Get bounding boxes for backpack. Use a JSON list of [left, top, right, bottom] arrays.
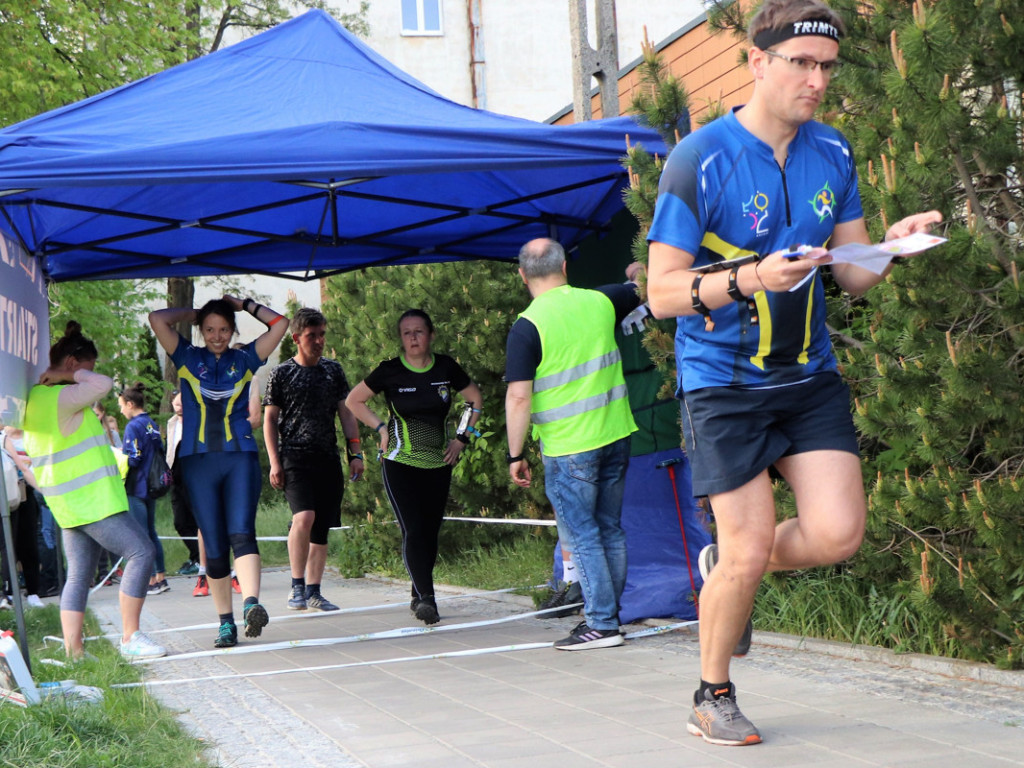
[[145, 447, 172, 500]]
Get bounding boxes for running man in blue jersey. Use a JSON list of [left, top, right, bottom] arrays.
[[647, 0, 941, 746]]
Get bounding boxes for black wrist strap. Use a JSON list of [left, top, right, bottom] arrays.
[[726, 265, 746, 302], [690, 273, 715, 332]]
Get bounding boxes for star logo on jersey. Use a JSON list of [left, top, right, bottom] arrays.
[[226, 363, 240, 380], [742, 191, 770, 236], [809, 181, 835, 223]]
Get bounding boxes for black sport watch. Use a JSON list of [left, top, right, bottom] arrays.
[[505, 452, 524, 464]]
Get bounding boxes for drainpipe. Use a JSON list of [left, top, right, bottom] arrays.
[[468, 0, 486, 109]]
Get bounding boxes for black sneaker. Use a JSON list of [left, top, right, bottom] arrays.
[[686, 683, 762, 746], [177, 560, 199, 576], [538, 581, 584, 619], [214, 621, 238, 648], [553, 621, 624, 651], [414, 596, 440, 625], [698, 543, 753, 657], [243, 602, 269, 638]]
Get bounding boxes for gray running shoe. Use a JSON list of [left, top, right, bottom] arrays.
[[306, 593, 340, 612], [687, 684, 762, 746], [287, 584, 307, 610], [697, 543, 753, 657]]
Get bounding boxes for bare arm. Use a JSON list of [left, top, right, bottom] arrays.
[[504, 379, 533, 488], [337, 401, 365, 480], [263, 404, 284, 490], [148, 307, 191, 356], [222, 295, 290, 362], [345, 381, 389, 455], [443, 380, 484, 466], [647, 240, 823, 319], [247, 379, 262, 429]]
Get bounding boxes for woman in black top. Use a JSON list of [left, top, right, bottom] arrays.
[[347, 309, 482, 624]]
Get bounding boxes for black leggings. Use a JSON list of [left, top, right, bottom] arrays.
[[381, 459, 452, 601], [1, 490, 40, 597]]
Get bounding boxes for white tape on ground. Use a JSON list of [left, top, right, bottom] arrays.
[[113, 641, 555, 689], [88, 584, 545, 640], [136, 602, 585, 664], [442, 517, 557, 526], [112, 619, 698, 689]]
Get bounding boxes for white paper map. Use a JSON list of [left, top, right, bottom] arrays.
[[825, 232, 947, 274]]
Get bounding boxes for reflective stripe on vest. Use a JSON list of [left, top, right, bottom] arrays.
[[519, 285, 636, 457], [22, 384, 128, 528]]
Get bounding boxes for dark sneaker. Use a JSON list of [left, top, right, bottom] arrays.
[[686, 684, 762, 746], [287, 585, 307, 610], [177, 560, 199, 576], [214, 621, 238, 648], [306, 593, 340, 612], [193, 575, 209, 597], [539, 581, 584, 619], [146, 579, 170, 596], [414, 596, 440, 625], [698, 543, 753, 657], [243, 602, 269, 638], [553, 621, 624, 651], [410, 597, 420, 612]]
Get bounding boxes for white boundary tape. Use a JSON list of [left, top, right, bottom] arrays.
[[111, 619, 698, 689], [136, 602, 586, 664], [87, 585, 544, 640]]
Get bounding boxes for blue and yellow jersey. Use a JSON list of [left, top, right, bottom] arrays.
[[170, 334, 264, 456], [648, 108, 863, 391]]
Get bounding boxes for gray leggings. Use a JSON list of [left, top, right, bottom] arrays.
[[60, 511, 154, 613]]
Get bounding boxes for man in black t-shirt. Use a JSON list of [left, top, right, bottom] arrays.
[[263, 308, 364, 612]]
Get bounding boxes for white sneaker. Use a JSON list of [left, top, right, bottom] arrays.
[[26, 594, 45, 608], [0, 596, 10, 610], [119, 630, 167, 660]]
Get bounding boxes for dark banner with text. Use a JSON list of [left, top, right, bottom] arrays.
[[0, 229, 48, 427]]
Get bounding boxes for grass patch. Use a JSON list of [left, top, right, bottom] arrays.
[[0, 607, 212, 768]]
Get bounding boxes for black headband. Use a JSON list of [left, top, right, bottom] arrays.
[[753, 18, 842, 51]]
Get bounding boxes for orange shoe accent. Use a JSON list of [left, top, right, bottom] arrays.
[[193, 575, 209, 597], [231, 576, 242, 594]]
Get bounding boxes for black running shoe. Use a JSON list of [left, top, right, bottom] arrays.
[[414, 596, 440, 625], [243, 602, 269, 638], [538, 581, 584, 619], [553, 621, 624, 651]]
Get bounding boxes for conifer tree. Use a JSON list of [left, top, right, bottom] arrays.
[[710, 0, 1024, 666]]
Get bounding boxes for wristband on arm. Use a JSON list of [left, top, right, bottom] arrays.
[[690, 273, 715, 332]]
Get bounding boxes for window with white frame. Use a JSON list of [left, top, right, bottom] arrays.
[[401, 0, 443, 36]]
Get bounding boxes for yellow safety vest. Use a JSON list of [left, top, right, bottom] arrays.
[[519, 285, 636, 458], [22, 384, 128, 528]]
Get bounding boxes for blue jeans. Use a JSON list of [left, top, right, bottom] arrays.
[[542, 437, 630, 630], [128, 494, 165, 576]]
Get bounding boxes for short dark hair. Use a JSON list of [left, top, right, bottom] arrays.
[[397, 309, 434, 336], [195, 298, 237, 335], [49, 321, 98, 367], [291, 307, 326, 334]]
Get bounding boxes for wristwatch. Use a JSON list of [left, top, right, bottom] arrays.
[[506, 452, 524, 464]]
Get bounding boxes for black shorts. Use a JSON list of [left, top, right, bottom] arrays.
[[681, 372, 859, 497], [282, 452, 343, 530]]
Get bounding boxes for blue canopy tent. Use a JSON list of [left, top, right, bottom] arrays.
[[0, 9, 666, 282]]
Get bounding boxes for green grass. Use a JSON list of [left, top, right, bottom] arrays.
[[0, 607, 212, 768]]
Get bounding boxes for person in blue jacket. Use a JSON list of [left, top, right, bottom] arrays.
[[119, 381, 169, 595]]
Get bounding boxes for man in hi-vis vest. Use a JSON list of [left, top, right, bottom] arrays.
[[505, 238, 639, 651]]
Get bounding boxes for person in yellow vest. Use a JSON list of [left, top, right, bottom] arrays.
[[22, 321, 166, 660], [504, 237, 639, 650]]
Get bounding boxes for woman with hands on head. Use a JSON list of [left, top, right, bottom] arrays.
[[149, 295, 288, 648], [345, 309, 482, 625], [22, 322, 166, 660]]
